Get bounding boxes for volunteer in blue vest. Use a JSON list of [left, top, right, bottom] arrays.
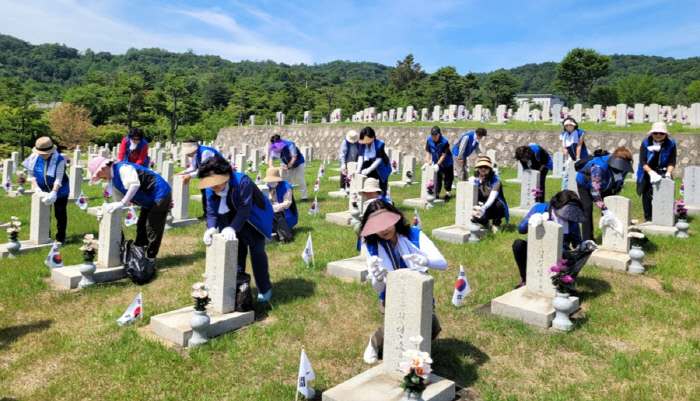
[[637, 122, 677, 222], [24, 137, 70, 243], [512, 190, 588, 289], [470, 155, 509, 230], [88, 156, 172, 263], [117, 127, 149, 167], [576, 147, 634, 241], [199, 156, 274, 302], [356, 127, 391, 196], [339, 129, 360, 190], [177, 139, 224, 216], [424, 126, 454, 201], [264, 167, 297, 243], [453, 127, 486, 181], [514, 144, 553, 203], [359, 200, 445, 364], [268, 134, 308, 201], [561, 118, 588, 161]]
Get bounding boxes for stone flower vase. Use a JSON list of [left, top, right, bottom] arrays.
[[349, 203, 361, 226], [78, 260, 97, 289], [6, 235, 21, 259], [468, 221, 482, 243], [189, 309, 210, 348], [426, 192, 435, 209], [400, 392, 424, 401], [165, 210, 174, 230], [17, 185, 25, 195], [551, 292, 574, 332], [628, 245, 645, 275], [675, 219, 690, 239]]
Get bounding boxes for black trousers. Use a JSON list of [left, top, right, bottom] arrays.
[[436, 165, 454, 196], [475, 198, 506, 227], [50, 195, 68, 243], [536, 167, 549, 203], [135, 193, 172, 259], [512, 239, 528, 282], [577, 183, 596, 242], [200, 189, 208, 216]]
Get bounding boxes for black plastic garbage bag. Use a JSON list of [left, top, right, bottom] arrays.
[[562, 241, 597, 280], [236, 272, 253, 312], [272, 211, 294, 243], [121, 240, 155, 285]]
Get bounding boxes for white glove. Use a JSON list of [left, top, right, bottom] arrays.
[[600, 209, 623, 235], [360, 168, 370, 176], [105, 201, 124, 213], [581, 240, 598, 251], [33, 186, 45, 194], [528, 213, 544, 228], [433, 164, 440, 173], [663, 172, 672, 179], [477, 206, 486, 217], [341, 164, 347, 174], [202, 227, 217, 246], [42, 191, 58, 205], [368, 256, 387, 282], [221, 227, 237, 241], [648, 171, 662, 184], [421, 163, 430, 171], [96, 208, 103, 220], [405, 254, 429, 266]]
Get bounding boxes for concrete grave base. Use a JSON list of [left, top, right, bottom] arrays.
[[169, 218, 199, 228], [0, 240, 54, 258], [7, 191, 26, 198], [191, 195, 202, 201], [150, 306, 254, 347], [388, 180, 418, 187], [686, 205, 700, 215], [403, 198, 445, 209], [507, 207, 533, 218], [327, 255, 367, 282], [326, 211, 353, 226], [432, 225, 471, 244], [490, 286, 580, 329], [327, 190, 348, 199], [51, 264, 126, 289], [588, 249, 631, 271], [323, 365, 455, 401], [505, 178, 521, 184], [329, 176, 340, 182], [547, 175, 562, 180], [87, 206, 101, 216], [638, 222, 679, 237]]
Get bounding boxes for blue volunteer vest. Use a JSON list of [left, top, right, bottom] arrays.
[[359, 139, 391, 182], [34, 154, 70, 198], [366, 227, 422, 300], [112, 162, 171, 208], [270, 181, 297, 229], [561, 129, 589, 160], [207, 173, 273, 239], [576, 155, 625, 192], [279, 140, 305, 168], [196, 145, 224, 167], [427, 136, 454, 167], [123, 138, 150, 168], [452, 132, 479, 158], [478, 175, 509, 224], [529, 144, 553, 170], [636, 138, 676, 182], [341, 139, 360, 163]]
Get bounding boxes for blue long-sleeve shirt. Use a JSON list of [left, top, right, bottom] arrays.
[[518, 203, 583, 250]]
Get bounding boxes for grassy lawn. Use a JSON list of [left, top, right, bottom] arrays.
[[0, 158, 698, 400]]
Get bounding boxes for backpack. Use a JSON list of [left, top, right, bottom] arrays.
[[235, 272, 253, 312], [574, 149, 610, 172]]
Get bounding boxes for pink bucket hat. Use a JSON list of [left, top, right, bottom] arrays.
[[88, 156, 111, 184]]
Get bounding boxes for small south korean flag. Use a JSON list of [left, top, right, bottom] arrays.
[[313, 178, 320, 192], [413, 208, 422, 228], [3, 180, 11, 192], [308, 195, 318, 216], [44, 242, 64, 269], [296, 349, 316, 399], [124, 205, 138, 226], [452, 265, 471, 308], [117, 293, 143, 326], [76, 190, 88, 210], [255, 172, 262, 185], [301, 234, 314, 267]]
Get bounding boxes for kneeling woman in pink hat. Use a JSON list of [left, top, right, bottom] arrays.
[[88, 156, 172, 263], [359, 200, 446, 364]]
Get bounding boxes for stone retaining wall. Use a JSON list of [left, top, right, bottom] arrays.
[[216, 125, 700, 176]]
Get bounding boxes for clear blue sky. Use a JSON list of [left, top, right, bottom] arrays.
[[2, 0, 699, 74]]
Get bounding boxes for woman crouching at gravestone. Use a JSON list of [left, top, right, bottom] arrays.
[[576, 147, 634, 242], [264, 167, 297, 243], [357, 127, 392, 196], [339, 129, 360, 190], [469, 155, 509, 230], [23, 137, 70, 243], [198, 156, 274, 302], [88, 156, 172, 264], [636, 122, 677, 222], [511, 190, 596, 290], [514, 144, 552, 203], [360, 200, 445, 364]]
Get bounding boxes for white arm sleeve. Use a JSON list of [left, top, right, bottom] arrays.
[[483, 189, 499, 210], [418, 232, 447, 271], [364, 158, 382, 173]]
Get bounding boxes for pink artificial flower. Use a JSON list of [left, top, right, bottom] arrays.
[[548, 266, 563, 273], [561, 275, 574, 283]]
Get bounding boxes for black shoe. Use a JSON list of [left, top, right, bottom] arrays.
[[514, 281, 526, 289], [444, 193, 451, 202], [300, 198, 308, 203]]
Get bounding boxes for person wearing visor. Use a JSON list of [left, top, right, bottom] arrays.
[[452, 128, 486, 181], [268, 134, 308, 201], [177, 139, 224, 216], [512, 190, 588, 289], [637, 122, 677, 221], [359, 200, 446, 364], [264, 167, 297, 243], [23, 137, 70, 243], [514, 144, 553, 203], [199, 156, 274, 302], [424, 126, 454, 201], [576, 147, 634, 241], [88, 156, 172, 263], [561, 118, 588, 161], [470, 155, 509, 230], [117, 127, 149, 168], [339, 130, 360, 190], [356, 127, 391, 196]]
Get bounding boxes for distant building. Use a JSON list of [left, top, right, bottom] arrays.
[[32, 101, 62, 109], [515, 94, 565, 109]]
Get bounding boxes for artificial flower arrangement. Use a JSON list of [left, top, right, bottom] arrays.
[[16, 171, 26, 187], [628, 221, 645, 247], [426, 179, 435, 195], [392, 159, 398, 172], [399, 335, 431, 397], [531, 186, 544, 199], [79, 234, 99, 263], [549, 259, 575, 294], [192, 278, 211, 311], [674, 199, 688, 220], [5, 216, 21, 241]]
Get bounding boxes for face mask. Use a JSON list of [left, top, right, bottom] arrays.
[[129, 141, 138, 150], [268, 182, 278, 188]]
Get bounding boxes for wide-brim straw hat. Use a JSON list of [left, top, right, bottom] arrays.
[[553, 204, 587, 223], [358, 134, 375, 145], [346, 130, 359, 144], [360, 209, 402, 237], [197, 173, 229, 190], [181, 142, 198, 158], [647, 121, 669, 136], [32, 137, 56, 155], [359, 178, 382, 194], [88, 156, 111, 184], [263, 167, 283, 183], [474, 155, 493, 169]]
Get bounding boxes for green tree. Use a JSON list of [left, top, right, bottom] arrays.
[[111, 72, 148, 128], [0, 78, 48, 160], [200, 73, 232, 111], [462, 72, 479, 111], [484, 70, 519, 110], [150, 71, 201, 143], [685, 80, 700, 103], [616, 73, 662, 105], [588, 86, 619, 106], [389, 54, 426, 91], [555, 48, 610, 104], [426, 66, 465, 106]]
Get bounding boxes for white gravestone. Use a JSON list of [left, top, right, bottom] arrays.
[[616, 104, 627, 126], [171, 175, 198, 227], [162, 161, 174, 188], [2, 159, 14, 186], [69, 165, 83, 200], [510, 169, 540, 217], [589, 196, 631, 271], [639, 178, 678, 236], [550, 152, 564, 178], [250, 149, 260, 172], [235, 154, 247, 173], [634, 103, 644, 124], [432, 181, 478, 243], [684, 166, 700, 214]]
